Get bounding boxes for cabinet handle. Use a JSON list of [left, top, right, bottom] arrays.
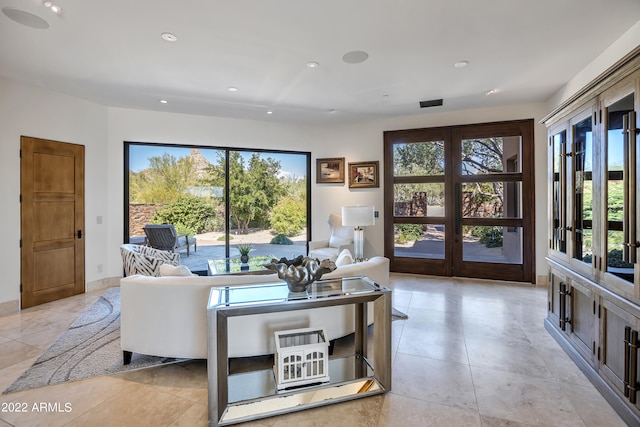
[[625, 326, 631, 398], [559, 282, 570, 331], [631, 330, 639, 404]]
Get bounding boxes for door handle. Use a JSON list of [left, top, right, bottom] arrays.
[[455, 183, 461, 235], [77, 230, 82, 239]]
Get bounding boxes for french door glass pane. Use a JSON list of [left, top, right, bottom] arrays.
[[394, 223, 445, 259], [461, 182, 521, 218], [552, 131, 567, 253], [462, 225, 523, 264], [606, 93, 635, 283], [573, 117, 593, 264], [394, 183, 445, 217], [461, 136, 521, 175], [393, 141, 445, 176]]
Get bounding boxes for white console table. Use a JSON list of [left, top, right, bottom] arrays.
[[207, 276, 392, 426]]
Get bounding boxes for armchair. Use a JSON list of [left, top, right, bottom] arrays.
[[308, 213, 354, 262], [143, 224, 197, 256]]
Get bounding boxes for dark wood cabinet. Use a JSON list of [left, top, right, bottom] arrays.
[[543, 48, 640, 425]]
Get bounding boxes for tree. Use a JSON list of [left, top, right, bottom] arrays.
[[151, 195, 216, 235], [129, 153, 197, 203], [204, 152, 285, 234]]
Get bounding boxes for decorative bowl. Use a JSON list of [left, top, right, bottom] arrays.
[[264, 255, 337, 292]]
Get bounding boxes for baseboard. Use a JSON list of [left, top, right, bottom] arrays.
[[544, 318, 640, 426], [536, 274, 548, 288], [86, 276, 120, 292], [0, 299, 19, 317]]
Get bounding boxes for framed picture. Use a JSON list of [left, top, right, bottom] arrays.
[[316, 157, 345, 183], [348, 161, 379, 188]]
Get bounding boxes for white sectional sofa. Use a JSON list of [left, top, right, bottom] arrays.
[[119, 256, 389, 363]]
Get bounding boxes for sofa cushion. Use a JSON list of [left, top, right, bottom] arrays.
[[159, 264, 193, 277], [308, 246, 340, 262], [335, 249, 354, 266]]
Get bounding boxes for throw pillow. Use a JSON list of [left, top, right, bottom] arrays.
[[121, 249, 165, 277], [329, 235, 352, 249], [335, 249, 354, 266], [139, 245, 180, 265], [159, 264, 193, 277]]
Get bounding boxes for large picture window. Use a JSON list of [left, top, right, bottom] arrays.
[[124, 142, 311, 273]]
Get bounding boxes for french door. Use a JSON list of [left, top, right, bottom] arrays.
[[384, 119, 535, 282]]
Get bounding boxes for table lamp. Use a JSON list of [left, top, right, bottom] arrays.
[[342, 206, 375, 262]]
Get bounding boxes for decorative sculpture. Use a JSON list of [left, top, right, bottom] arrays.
[[264, 255, 337, 292]]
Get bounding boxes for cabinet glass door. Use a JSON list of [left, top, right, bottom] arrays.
[[573, 116, 594, 266], [605, 92, 636, 285], [552, 129, 568, 254]]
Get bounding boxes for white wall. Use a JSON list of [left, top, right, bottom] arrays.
[[549, 20, 640, 108], [106, 103, 549, 281], [0, 77, 108, 311]]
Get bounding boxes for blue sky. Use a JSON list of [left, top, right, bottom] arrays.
[[128, 145, 307, 179]]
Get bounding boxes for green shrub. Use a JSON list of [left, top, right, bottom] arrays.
[[270, 197, 306, 237], [151, 195, 215, 236], [271, 234, 294, 245], [471, 226, 503, 248], [395, 224, 423, 244]]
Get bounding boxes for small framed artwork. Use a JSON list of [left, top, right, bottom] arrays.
[[348, 161, 379, 188], [316, 157, 345, 183]]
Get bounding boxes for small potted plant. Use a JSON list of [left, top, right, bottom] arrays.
[[238, 243, 252, 263]]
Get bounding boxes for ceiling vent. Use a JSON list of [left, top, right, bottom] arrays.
[[419, 99, 443, 108]]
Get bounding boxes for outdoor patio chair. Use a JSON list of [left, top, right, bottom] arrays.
[[143, 224, 197, 256]]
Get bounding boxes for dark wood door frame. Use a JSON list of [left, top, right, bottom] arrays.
[[383, 119, 536, 283]]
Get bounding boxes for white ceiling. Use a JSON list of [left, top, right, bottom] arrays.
[[1, 0, 639, 124]]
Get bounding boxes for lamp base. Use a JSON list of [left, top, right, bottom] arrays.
[[353, 227, 364, 263]]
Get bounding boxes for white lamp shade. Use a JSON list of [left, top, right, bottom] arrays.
[[342, 206, 375, 227]]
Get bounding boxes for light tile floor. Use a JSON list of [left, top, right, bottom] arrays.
[[0, 273, 627, 426]]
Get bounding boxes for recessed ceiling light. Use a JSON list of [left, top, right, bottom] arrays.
[[159, 99, 168, 104], [342, 51, 369, 64], [227, 87, 238, 92], [43, 1, 62, 15], [2, 7, 49, 29], [485, 89, 497, 96], [266, 110, 273, 115], [454, 61, 469, 68], [161, 32, 177, 42], [306, 61, 319, 68]]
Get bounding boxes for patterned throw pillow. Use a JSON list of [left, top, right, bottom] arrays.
[[120, 246, 179, 277], [138, 245, 180, 265]]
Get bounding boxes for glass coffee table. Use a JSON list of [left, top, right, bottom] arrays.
[[207, 256, 275, 276]]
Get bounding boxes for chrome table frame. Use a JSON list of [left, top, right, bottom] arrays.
[[207, 277, 392, 426]]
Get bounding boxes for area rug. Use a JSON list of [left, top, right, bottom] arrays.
[[392, 307, 409, 320], [3, 288, 183, 394]]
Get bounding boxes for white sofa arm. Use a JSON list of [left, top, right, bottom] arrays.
[[322, 256, 390, 287], [309, 239, 330, 250]]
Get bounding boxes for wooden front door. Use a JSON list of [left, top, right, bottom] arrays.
[[20, 136, 85, 308], [384, 119, 535, 283]]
